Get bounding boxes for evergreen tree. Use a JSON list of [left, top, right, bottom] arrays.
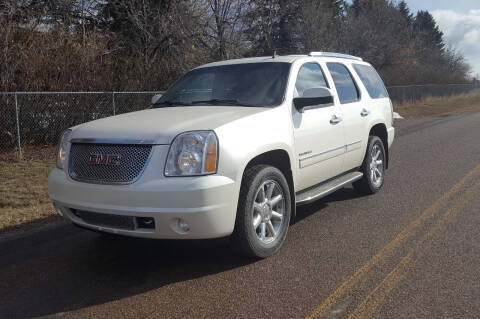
[[275, 0, 300, 54], [242, 0, 282, 56], [398, 0, 413, 24], [244, 0, 345, 55], [350, 0, 377, 17], [414, 10, 445, 52]]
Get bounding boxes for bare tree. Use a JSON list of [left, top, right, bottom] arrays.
[[197, 0, 248, 60], [297, 0, 345, 52], [0, 0, 472, 93], [73, 0, 100, 47]]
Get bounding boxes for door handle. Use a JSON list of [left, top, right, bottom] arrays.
[[360, 109, 370, 117], [330, 115, 342, 125]]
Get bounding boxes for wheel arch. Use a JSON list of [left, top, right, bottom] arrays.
[[242, 149, 296, 217], [369, 123, 389, 169]]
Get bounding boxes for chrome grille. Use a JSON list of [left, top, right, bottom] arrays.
[[68, 143, 152, 184]]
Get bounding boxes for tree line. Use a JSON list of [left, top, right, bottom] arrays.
[[0, 0, 471, 92]]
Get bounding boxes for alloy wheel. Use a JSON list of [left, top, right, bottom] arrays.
[[251, 180, 285, 244], [369, 144, 384, 188]]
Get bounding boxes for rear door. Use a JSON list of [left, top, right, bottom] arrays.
[[326, 62, 368, 171], [293, 62, 345, 191]]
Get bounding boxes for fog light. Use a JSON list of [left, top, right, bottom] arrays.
[[178, 219, 190, 232], [170, 218, 190, 234]]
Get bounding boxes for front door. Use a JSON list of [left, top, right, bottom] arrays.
[[293, 62, 346, 191]]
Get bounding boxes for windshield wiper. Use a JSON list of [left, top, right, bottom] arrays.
[[190, 99, 259, 107], [151, 100, 192, 108]]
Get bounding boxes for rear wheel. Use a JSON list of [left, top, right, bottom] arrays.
[[230, 165, 291, 258], [353, 136, 386, 195]]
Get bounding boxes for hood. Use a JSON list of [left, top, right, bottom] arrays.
[[71, 106, 268, 144]]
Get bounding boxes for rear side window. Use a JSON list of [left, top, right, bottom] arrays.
[[353, 64, 389, 99], [327, 63, 359, 104]]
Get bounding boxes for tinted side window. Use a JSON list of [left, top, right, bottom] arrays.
[[327, 63, 359, 104], [353, 64, 389, 99], [295, 63, 328, 97]]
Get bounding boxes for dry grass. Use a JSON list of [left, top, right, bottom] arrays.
[[0, 157, 60, 234], [394, 90, 480, 118]]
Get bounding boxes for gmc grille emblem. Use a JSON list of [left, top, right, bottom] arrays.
[[88, 154, 121, 166]]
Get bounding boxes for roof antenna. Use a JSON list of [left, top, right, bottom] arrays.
[[272, 50, 277, 59]]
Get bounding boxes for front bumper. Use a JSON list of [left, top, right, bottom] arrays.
[[387, 126, 395, 148], [48, 168, 238, 239]]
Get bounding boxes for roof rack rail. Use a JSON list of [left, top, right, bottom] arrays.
[[308, 52, 363, 61]]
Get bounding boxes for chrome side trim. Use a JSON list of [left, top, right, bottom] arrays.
[[346, 140, 362, 147], [300, 145, 345, 161], [70, 138, 160, 145], [346, 140, 362, 153], [299, 145, 345, 169], [298, 140, 364, 169]]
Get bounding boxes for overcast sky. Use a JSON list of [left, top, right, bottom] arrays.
[[346, 0, 480, 77]]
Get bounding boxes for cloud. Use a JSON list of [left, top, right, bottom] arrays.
[[432, 9, 480, 76]]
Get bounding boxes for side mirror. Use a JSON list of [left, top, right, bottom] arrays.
[[293, 87, 334, 113], [151, 93, 163, 105]]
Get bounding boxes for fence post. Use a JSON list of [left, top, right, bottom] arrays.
[[14, 93, 22, 159], [112, 92, 116, 116]]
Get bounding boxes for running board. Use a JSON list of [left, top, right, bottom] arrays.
[[295, 171, 363, 205]]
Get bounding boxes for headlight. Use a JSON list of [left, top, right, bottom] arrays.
[[165, 131, 218, 176], [56, 129, 72, 169]]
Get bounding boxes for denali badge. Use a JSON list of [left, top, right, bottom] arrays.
[[88, 154, 121, 166]]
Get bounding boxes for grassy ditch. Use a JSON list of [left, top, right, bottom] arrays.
[[0, 147, 59, 234], [394, 89, 480, 118]]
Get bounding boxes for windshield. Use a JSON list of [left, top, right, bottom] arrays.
[[155, 62, 291, 108]]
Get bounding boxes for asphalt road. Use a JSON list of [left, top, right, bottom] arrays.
[[1, 111, 480, 319]]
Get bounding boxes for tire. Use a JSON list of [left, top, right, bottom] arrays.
[[353, 136, 386, 195], [230, 165, 291, 258]]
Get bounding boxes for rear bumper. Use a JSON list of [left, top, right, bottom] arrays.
[[48, 168, 238, 239]]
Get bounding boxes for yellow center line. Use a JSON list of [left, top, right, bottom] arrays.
[[348, 183, 479, 319], [306, 163, 480, 319]]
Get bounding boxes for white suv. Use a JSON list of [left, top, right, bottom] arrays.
[[49, 52, 394, 257]]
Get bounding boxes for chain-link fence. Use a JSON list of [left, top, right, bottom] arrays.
[[1, 84, 479, 157], [0, 92, 162, 158]]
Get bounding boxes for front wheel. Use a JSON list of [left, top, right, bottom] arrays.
[[230, 165, 291, 258], [353, 136, 386, 195]]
